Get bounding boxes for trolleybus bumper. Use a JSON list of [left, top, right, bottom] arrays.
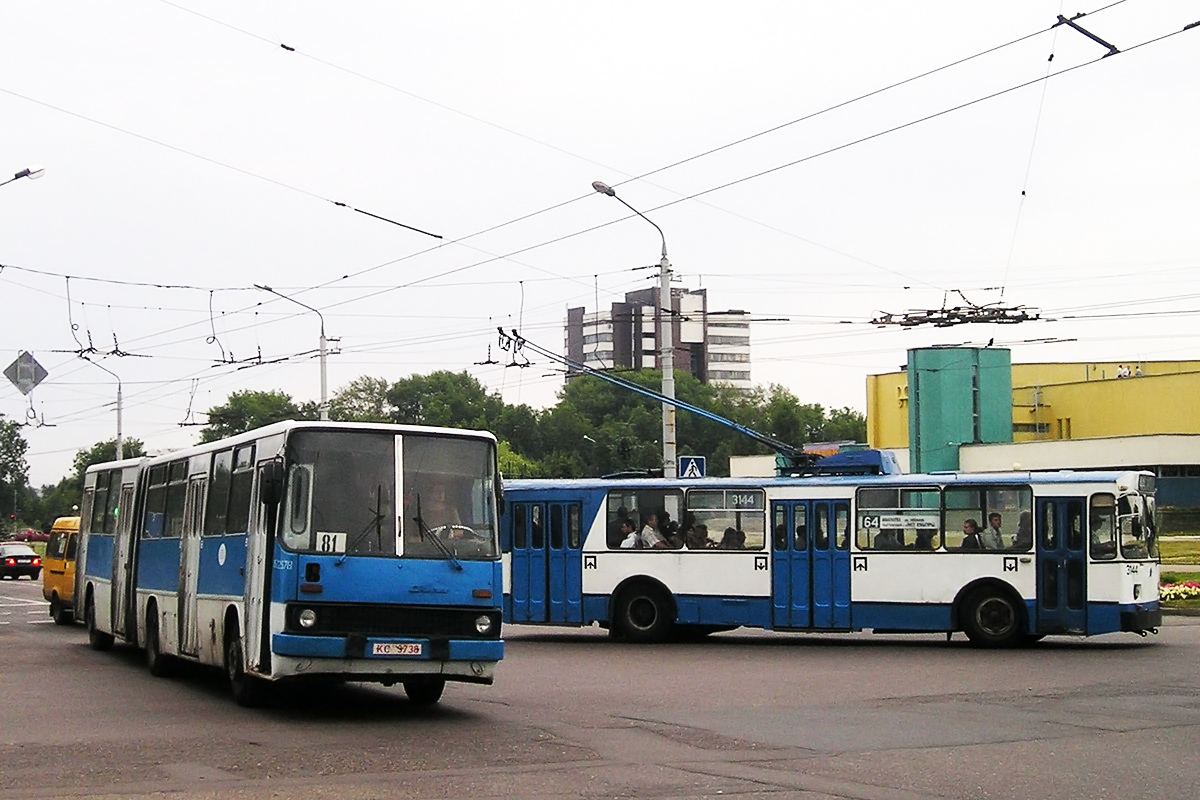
[[1120, 605, 1162, 633]]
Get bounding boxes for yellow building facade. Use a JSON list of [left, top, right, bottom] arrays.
[[868, 360, 1200, 450]]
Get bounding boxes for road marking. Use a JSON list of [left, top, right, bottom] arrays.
[[0, 597, 46, 607]]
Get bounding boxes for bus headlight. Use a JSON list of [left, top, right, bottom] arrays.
[[298, 608, 318, 629], [474, 614, 494, 635]]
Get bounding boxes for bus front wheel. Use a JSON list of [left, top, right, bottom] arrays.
[[615, 585, 673, 643], [403, 677, 446, 706], [225, 628, 267, 707], [86, 595, 114, 651], [961, 588, 1023, 648]]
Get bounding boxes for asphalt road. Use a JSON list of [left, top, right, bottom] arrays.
[[2, 576, 1198, 800]]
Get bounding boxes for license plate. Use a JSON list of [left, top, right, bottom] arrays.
[[371, 642, 422, 657]]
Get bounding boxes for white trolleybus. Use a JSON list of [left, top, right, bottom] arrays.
[[76, 421, 505, 706], [501, 455, 1161, 646]]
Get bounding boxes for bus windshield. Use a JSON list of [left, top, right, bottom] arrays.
[[1118, 491, 1157, 560], [281, 430, 499, 559]]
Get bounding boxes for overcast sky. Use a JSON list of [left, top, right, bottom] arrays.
[[3, 2, 1197, 486]]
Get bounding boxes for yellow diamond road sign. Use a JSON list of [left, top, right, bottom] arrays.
[[4, 351, 48, 396]]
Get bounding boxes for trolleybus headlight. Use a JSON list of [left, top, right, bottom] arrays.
[[298, 608, 318, 629], [474, 614, 494, 635]]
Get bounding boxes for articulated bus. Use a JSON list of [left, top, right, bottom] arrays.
[[76, 421, 504, 706], [501, 465, 1162, 646]]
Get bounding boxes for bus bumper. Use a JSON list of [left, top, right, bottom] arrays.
[[273, 633, 503, 662], [1120, 604, 1162, 633]]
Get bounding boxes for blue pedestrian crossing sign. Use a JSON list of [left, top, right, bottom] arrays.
[[678, 456, 706, 478]]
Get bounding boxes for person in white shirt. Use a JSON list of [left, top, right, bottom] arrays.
[[981, 512, 1005, 550], [639, 513, 669, 549], [618, 519, 640, 549]]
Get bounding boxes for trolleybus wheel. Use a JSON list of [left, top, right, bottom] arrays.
[[615, 584, 673, 643], [403, 676, 446, 706], [225, 627, 267, 707], [962, 587, 1023, 648], [144, 607, 175, 677], [86, 595, 114, 651]]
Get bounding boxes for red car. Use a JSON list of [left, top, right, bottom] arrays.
[[0, 543, 41, 579]]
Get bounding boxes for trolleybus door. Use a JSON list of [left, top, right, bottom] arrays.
[[771, 500, 851, 629], [771, 501, 810, 628], [545, 502, 583, 624], [1035, 497, 1087, 634], [178, 476, 205, 656], [509, 501, 583, 624]]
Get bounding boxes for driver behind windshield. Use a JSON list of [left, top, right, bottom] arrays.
[[424, 478, 463, 528]]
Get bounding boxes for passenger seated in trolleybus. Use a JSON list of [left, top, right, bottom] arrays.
[[716, 528, 746, 550], [960, 519, 983, 550]]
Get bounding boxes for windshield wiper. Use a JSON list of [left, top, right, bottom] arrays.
[[337, 485, 387, 565], [412, 494, 463, 571]]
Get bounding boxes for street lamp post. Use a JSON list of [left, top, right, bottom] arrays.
[[254, 284, 330, 421], [591, 181, 677, 478], [0, 165, 45, 188], [83, 359, 123, 460]]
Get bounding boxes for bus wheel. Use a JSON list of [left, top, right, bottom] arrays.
[[403, 677, 446, 706], [144, 608, 175, 678], [962, 588, 1023, 648], [86, 596, 114, 651], [50, 596, 73, 626], [225, 628, 266, 708], [615, 585, 673, 643]]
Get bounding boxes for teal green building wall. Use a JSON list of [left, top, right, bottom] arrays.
[[907, 347, 1013, 472]]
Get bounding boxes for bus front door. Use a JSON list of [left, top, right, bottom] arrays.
[[772, 500, 851, 630], [1035, 497, 1087, 634], [509, 502, 583, 625]]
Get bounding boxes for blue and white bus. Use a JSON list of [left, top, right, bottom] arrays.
[[501, 464, 1161, 646], [76, 421, 504, 706]]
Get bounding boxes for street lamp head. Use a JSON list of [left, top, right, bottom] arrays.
[[19, 166, 45, 180], [591, 180, 616, 197]]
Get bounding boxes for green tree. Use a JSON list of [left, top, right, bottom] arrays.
[[0, 420, 29, 527], [329, 376, 393, 422], [200, 390, 310, 442], [821, 406, 867, 442], [71, 438, 148, 483], [23, 438, 151, 530], [386, 371, 503, 429]]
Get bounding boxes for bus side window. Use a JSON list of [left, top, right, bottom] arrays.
[[814, 506, 829, 551], [772, 505, 788, 550], [568, 504, 582, 549], [530, 505, 544, 549], [513, 505, 527, 549], [549, 504, 564, 549], [1041, 502, 1056, 550], [835, 504, 850, 550]]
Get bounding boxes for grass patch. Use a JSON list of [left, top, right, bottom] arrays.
[[1159, 539, 1200, 564]]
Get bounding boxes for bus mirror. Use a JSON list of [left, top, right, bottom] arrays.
[[259, 460, 285, 507], [495, 473, 505, 514]]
